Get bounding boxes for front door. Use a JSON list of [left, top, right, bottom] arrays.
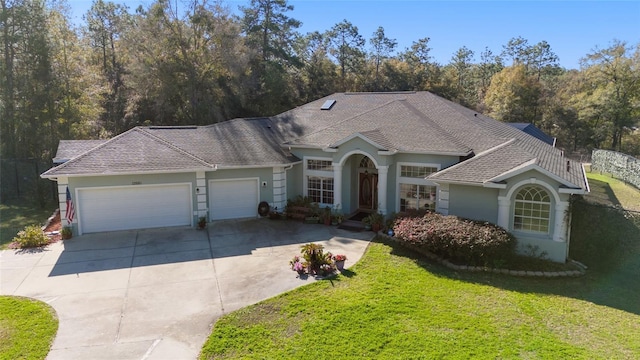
[[359, 172, 378, 210]]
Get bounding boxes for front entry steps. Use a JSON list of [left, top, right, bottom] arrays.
[[338, 219, 365, 232]]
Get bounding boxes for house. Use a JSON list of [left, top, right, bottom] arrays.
[[42, 92, 589, 262]]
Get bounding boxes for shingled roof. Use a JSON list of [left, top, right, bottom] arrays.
[[43, 91, 588, 191], [53, 140, 108, 164], [274, 92, 586, 190]]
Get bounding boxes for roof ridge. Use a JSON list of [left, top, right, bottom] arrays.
[[431, 138, 518, 178], [43, 128, 139, 173], [399, 100, 472, 152], [137, 127, 214, 168], [284, 98, 403, 144]]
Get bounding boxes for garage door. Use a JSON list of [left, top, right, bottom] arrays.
[[77, 183, 192, 234], [209, 179, 259, 220]]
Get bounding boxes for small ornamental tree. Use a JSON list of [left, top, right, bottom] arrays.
[[393, 212, 516, 265]]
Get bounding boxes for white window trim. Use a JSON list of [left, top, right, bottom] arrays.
[[396, 162, 441, 212], [513, 186, 552, 235], [303, 156, 334, 206]]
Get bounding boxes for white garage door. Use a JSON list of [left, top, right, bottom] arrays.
[[77, 183, 192, 234], [209, 179, 259, 220]]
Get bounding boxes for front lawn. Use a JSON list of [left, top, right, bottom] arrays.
[[200, 171, 640, 359], [0, 200, 56, 249], [201, 237, 640, 359], [0, 296, 58, 360]]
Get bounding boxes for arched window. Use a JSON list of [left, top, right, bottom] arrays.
[[359, 156, 375, 169], [514, 186, 551, 233]]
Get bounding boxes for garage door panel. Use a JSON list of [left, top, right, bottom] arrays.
[[209, 179, 258, 220], [78, 184, 191, 234]]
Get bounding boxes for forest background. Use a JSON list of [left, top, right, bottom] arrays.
[[1, 0, 639, 203]]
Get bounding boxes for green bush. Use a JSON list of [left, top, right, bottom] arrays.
[[393, 212, 516, 265], [13, 224, 50, 248]]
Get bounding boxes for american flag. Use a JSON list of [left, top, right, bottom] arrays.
[[66, 187, 75, 224]]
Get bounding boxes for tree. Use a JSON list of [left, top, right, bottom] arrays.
[[484, 64, 541, 124], [326, 19, 365, 91], [125, 0, 248, 125], [369, 26, 396, 90], [84, 0, 131, 135], [476, 47, 503, 102], [447, 46, 475, 107], [240, 0, 301, 114], [295, 31, 338, 101], [576, 41, 639, 150], [398, 37, 433, 90]]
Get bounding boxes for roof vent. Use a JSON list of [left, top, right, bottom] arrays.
[[321, 100, 336, 110], [566, 160, 571, 172]]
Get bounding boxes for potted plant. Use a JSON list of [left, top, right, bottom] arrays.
[[332, 254, 347, 271], [289, 255, 306, 275], [366, 212, 384, 232], [61, 226, 73, 240], [362, 215, 372, 230], [198, 216, 207, 229]]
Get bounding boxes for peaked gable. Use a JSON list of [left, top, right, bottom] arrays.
[[43, 128, 213, 177]]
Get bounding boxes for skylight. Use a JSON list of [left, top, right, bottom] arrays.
[[320, 100, 336, 110]]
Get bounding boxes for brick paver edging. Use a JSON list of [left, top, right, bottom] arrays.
[[378, 232, 586, 278]]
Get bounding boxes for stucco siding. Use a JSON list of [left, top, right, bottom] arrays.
[[286, 163, 303, 200], [393, 153, 459, 170], [514, 235, 568, 263], [448, 184, 499, 223]]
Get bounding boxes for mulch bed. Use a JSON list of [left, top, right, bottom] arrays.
[[7, 209, 61, 249]]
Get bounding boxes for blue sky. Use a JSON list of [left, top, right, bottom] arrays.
[[68, 0, 639, 69]]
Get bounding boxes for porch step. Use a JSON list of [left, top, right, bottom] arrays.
[[338, 219, 366, 232]]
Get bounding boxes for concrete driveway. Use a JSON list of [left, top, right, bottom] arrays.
[[0, 219, 372, 360]]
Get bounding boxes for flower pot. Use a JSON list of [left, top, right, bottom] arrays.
[[324, 217, 331, 225], [372, 223, 381, 232], [335, 260, 345, 271]]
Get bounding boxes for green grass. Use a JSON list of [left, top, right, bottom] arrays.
[[0, 199, 56, 249], [0, 296, 58, 360], [585, 172, 640, 211], [201, 178, 640, 359], [201, 237, 640, 359]]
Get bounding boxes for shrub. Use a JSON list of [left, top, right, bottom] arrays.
[[393, 212, 516, 265], [13, 225, 50, 248], [300, 243, 334, 275]]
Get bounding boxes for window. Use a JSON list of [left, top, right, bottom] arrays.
[[308, 177, 334, 204], [513, 186, 551, 233], [359, 157, 375, 169], [400, 184, 436, 212], [307, 159, 333, 171], [396, 163, 440, 213], [400, 165, 437, 178]]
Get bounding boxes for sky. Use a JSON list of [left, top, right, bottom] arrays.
[[67, 0, 640, 69]]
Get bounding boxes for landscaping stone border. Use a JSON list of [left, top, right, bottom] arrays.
[[378, 232, 586, 278]]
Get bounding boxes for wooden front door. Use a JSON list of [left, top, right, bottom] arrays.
[[359, 172, 378, 210]]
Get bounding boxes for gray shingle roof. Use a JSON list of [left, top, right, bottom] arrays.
[[276, 91, 586, 190], [43, 91, 588, 191], [146, 118, 299, 166], [43, 128, 215, 176], [53, 140, 108, 163]]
